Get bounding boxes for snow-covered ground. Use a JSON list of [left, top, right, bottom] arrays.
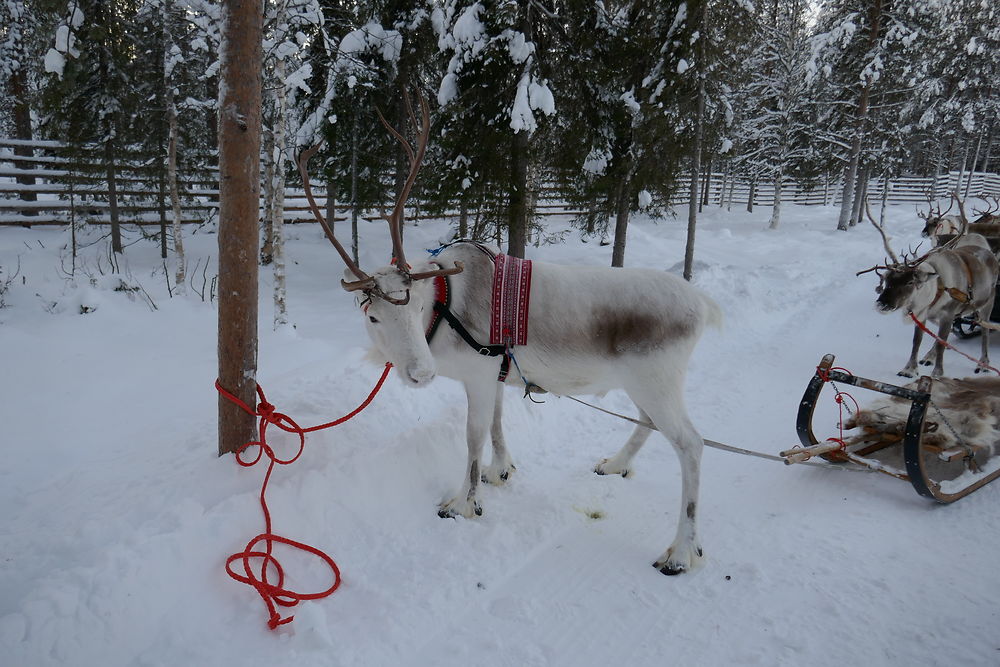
[[2, 203, 998, 666]]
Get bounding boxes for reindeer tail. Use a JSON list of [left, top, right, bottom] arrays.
[[702, 293, 724, 330]]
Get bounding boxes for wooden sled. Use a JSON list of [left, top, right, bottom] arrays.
[[785, 353, 1000, 503]]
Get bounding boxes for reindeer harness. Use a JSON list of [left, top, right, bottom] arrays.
[[425, 242, 534, 383]]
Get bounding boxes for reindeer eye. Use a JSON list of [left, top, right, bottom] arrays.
[[369, 315, 379, 324]]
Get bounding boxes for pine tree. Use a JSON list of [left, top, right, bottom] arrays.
[[542, 1, 703, 266], [433, 0, 558, 258]]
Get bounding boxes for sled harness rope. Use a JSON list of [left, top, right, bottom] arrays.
[[564, 390, 876, 473], [908, 311, 1000, 375], [215, 362, 392, 630], [814, 365, 861, 453]]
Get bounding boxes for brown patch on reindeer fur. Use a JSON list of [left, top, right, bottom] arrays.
[[590, 307, 695, 356]]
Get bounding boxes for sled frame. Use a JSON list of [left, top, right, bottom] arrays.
[[795, 353, 1000, 503]]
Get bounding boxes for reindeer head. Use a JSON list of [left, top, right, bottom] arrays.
[[918, 194, 956, 238], [298, 91, 463, 386], [873, 263, 937, 314], [860, 195, 968, 317]]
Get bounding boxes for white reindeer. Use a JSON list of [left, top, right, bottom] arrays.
[[299, 95, 722, 575]]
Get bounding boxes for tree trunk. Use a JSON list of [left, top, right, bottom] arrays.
[[260, 119, 275, 265], [104, 137, 123, 255], [956, 134, 970, 196], [837, 0, 881, 230], [217, 0, 262, 457], [965, 130, 984, 199], [271, 58, 288, 330], [325, 174, 337, 232], [768, 166, 782, 229], [351, 115, 360, 264], [507, 128, 529, 258], [978, 123, 993, 180], [157, 159, 168, 259], [849, 162, 868, 227], [611, 178, 630, 267], [167, 74, 186, 293], [699, 154, 712, 211], [684, 37, 707, 282], [718, 161, 728, 207], [10, 69, 36, 207], [836, 86, 869, 230], [458, 196, 469, 238]]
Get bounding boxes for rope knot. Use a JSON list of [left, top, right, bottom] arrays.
[[256, 401, 277, 422]]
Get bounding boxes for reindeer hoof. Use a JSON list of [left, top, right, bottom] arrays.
[[919, 360, 932, 366], [594, 458, 631, 478], [482, 463, 516, 485], [898, 369, 916, 378], [438, 499, 482, 519], [657, 562, 686, 576], [654, 544, 702, 576]]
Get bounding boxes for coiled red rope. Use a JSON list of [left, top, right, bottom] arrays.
[[215, 362, 392, 629]]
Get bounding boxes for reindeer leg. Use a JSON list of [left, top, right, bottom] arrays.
[[899, 324, 923, 377], [594, 405, 653, 478], [439, 380, 492, 519], [976, 307, 992, 374], [627, 382, 704, 576], [482, 382, 516, 485], [932, 317, 951, 377]]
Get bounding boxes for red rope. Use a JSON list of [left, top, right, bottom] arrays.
[[815, 365, 858, 452], [908, 312, 1000, 375], [216, 362, 393, 629]]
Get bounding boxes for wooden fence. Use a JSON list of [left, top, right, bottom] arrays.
[[2, 137, 999, 228]]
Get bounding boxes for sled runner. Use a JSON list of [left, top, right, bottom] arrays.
[[786, 353, 1000, 503]]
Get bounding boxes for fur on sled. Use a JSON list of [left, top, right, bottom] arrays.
[[843, 376, 1000, 452]]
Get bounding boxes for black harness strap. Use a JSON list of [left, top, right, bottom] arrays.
[[425, 273, 511, 382]]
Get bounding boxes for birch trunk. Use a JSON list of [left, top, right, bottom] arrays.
[[768, 166, 782, 229], [684, 38, 706, 281], [270, 57, 288, 330], [167, 96, 186, 294]]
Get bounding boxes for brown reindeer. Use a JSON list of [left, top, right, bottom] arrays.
[[861, 196, 999, 377]]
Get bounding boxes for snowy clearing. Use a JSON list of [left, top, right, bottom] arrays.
[[2, 204, 999, 666]]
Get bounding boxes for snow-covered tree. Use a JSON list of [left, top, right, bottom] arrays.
[[433, 0, 557, 258], [733, 0, 812, 229], [544, 0, 702, 266], [808, 0, 932, 230]]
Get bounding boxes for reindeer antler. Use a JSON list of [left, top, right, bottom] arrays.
[[865, 197, 901, 264], [298, 91, 462, 304], [972, 195, 1000, 220], [375, 89, 463, 284], [375, 90, 430, 273], [297, 143, 376, 293]]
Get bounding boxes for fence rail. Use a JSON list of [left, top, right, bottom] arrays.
[[2, 138, 999, 228]]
